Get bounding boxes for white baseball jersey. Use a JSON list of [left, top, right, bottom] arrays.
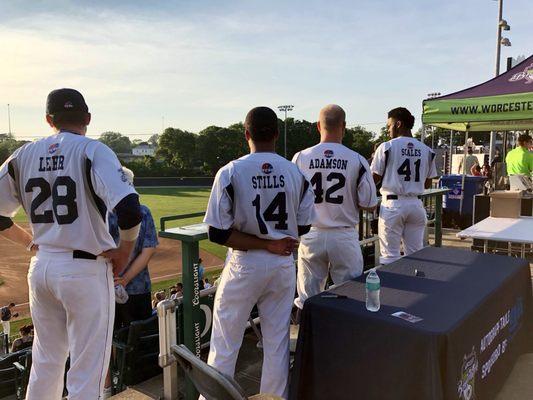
[[370, 136, 437, 197], [292, 143, 377, 228], [204, 152, 315, 240], [0, 131, 136, 255]]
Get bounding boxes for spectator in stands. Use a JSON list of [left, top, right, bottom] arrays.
[[490, 148, 502, 168], [109, 167, 159, 329], [470, 164, 482, 176], [1, 302, 18, 336], [11, 325, 33, 353], [506, 134, 533, 176], [481, 163, 492, 179], [204, 278, 212, 289], [458, 147, 479, 175], [152, 291, 166, 310]]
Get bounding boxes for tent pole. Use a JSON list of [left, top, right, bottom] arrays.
[[489, 131, 497, 164], [459, 129, 469, 215], [449, 130, 454, 173]]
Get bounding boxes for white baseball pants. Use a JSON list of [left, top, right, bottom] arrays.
[[1, 321, 10, 336], [26, 251, 114, 400], [378, 198, 427, 265], [294, 227, 363, 310], [205, 250, 295, 399]]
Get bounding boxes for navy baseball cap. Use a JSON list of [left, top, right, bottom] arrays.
[[46, 88, 89, 114]]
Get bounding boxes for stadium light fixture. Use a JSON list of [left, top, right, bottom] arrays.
[[494, 0, 511, 76], [277, 105, 294, 159]]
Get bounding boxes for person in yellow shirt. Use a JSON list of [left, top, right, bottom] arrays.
[[506, 134, 533, 176]]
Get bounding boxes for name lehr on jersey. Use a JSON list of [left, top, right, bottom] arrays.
[[308, 158, 348, 170], [252, 175, 285, 189], [38, 155, 65, 172]]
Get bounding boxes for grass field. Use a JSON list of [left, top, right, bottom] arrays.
[[14, 186, 226, 259]]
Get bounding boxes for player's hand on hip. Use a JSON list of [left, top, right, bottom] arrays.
[[266, 237, 298, 256], [102, 241, 135, 276]]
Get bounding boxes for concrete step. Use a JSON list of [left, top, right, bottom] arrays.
[[109, 388, 155, 399]]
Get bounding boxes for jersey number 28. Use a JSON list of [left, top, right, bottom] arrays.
[[25, 177, 78, 225]]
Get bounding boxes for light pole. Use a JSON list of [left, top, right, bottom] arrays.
[[7, 104, 11, 135], [494, 0, 511, 77], [491, 0, 511, 164], [426, 93, 441, 149], [277, 105, 294, 159]]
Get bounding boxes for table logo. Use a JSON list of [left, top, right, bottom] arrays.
[[262, 163, 273, 174], [324, 149, 334, 158], [457, 346, 478, 400]]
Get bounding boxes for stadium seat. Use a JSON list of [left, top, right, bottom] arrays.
[[171, 344, 282, 400], [0, 349, 30, 398], [111, 315, 161, 394], [13, 349, 31, 400]]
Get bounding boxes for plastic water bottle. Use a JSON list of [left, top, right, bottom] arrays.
[[366, 268, 380, 312]]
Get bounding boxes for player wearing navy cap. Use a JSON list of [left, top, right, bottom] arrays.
[[370, 107, 437, 264], [203, 107, 315, 398], [0, 88, 142, 399]]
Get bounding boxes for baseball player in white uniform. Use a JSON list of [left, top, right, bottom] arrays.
[[370, 107, 437, 265], [292, 104, 377, 310], [203, 107, 315, 398], [0, 89, 142, 399]]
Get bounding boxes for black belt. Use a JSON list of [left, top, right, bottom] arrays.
[[73, 250, 98, 260], [386, 195, 422, 200]]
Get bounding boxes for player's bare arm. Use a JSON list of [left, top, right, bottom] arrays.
[[101, 193, 142, 275], [0, 218, 37, 251], [114, 247, 156, 287]]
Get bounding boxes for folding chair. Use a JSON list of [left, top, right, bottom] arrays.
[[170, 344, 282, 400]]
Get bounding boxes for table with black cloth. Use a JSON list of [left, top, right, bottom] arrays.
[[289, 247, 533, 400]]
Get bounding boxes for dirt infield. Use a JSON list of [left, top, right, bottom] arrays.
[[0, 226, 224, 317]]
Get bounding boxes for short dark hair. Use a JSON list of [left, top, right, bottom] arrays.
[[244, 107, 279, 142], [19, 325, 32, 335], [50, 111, 89, 128], [177, 282, 183, 289], [388, 107, 415, 130], [9, 302, 15, 307], [518, 134, 532, 146]]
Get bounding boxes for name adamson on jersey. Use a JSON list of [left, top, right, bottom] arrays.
[[308, 158, 348, 170]]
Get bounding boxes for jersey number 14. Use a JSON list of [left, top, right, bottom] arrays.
[[252, 192, 288, 234]]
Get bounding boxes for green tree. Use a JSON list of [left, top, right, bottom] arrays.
[[196, 125, 248, 175], [343, 126, 375, 159], [148, 134, 160, 147], [0, 134, 28, 165], [99, 132, 132, 154], [156, 128, 197, 170]]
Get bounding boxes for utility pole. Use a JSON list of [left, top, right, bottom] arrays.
[[426, 93, 441, 149], [277, 105, 294, 159]]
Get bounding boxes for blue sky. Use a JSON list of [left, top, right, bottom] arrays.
[[1, 0, 531, 139]]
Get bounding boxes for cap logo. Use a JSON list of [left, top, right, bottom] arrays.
[[64, 101, 74, 109], [324, 149, 334, 158], [262, 163, 273, 174], [48, 143, 60, 154]]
